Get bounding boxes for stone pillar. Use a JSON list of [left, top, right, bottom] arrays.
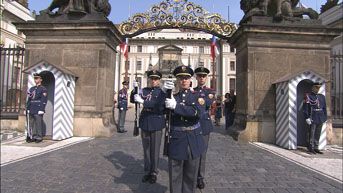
[[229, 17, 339, 143], [15, 21, 122, 137]]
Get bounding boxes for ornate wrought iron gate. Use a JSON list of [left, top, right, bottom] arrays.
[[0, 46, 25, 119]]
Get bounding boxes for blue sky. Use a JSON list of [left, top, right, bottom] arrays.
[[28, 0, 335, 24]]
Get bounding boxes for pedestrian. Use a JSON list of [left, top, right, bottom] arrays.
[[303, 82, 327, 154], [131, 70, 166, 184], [193, 67, 215, 189], [226, 89, 236, 129], [223, 92, 230, 130], [165, 65, 205, 193], [26, 73, 47, 143], [117, 80, 129, 133], [214, 95, 222, 126]]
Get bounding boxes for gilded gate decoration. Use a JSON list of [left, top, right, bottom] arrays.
[[119, 0, 236, 38]]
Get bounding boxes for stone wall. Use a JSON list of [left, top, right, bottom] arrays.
[[230, 17, 340, 144], [15, 21, 122, 137]]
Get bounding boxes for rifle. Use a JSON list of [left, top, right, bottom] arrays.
[[25, 97, 32, 142], [163, 61, 173, 156], [133, 71, 140, 136]]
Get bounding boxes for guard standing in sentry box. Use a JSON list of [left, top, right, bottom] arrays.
[[130, 70, 167, 184], [26, 73, 47, 143], [193, 67, 215, 189], [303, 82, 327, 154], [164, 65, 205, 193]]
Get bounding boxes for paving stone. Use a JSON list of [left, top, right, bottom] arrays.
[[1, 109, 342, 193]]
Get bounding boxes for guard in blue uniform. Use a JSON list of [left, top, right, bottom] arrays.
[[165, 65, 205, 193], [26, 73, 47, 143], [193, 67, 215, 189], [303, 82, 327, 154], [117, 81, 129, 133], [131, 70, 166, 184]]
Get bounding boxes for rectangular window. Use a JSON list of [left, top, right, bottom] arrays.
[[125, 60, 130, 71], [230, 46, 235, 53], [230, 61, 235, 71], [128, 46, 131, 53], [137, 60, 142, 71], [199, 46, 204, 54], [137, 45, 143, 53], [229, 78, 236, 91], [199, 61, 204, 67], [193, 46, 198, 54], [137, 77, 142, 87]]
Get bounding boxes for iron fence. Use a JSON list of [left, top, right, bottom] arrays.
[[331, 52, 343, 126], [0, 46, 25, 119]]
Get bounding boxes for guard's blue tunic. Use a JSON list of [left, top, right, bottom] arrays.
[[168, 89, 205, 160], [134, 87, 166, 132], [303, 92, 327, 124], [118, 88, 128, 110], [27, 85, 47, 115], [194, 86, 215, 135]]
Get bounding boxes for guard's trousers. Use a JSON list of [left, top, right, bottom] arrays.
[[141, 130, 162, 175], [118, 109, 127, 131], [29, 114, 43, 140], [309, 123, 323, 150], [169, 157, 200, 193], [197, 134, 210, 180]]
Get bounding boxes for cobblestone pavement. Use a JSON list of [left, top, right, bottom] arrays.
[[1, 109, 342, 193]]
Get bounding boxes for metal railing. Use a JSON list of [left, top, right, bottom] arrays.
[[0, 46, 25, 119], [331, 52, 343, 126]]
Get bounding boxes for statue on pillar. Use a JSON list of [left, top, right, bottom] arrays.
[[40, 0, 111, 17], [240, 0, 319, 24]]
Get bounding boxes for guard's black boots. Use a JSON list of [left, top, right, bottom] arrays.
[[314, 149, 323, 154], [308, 148, 316, 154], [142, 175, 150, 183], [149, 174, 157, 184], [26, 137, 34, 143], [197, 178, 205, 189]]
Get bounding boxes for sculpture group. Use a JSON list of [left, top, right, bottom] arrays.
[[240, 0, 318, 23], [41, 0, 111, 17]]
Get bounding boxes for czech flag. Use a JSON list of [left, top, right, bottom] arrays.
[[120, 38, 129, 60], [210, 35, 219, 63]]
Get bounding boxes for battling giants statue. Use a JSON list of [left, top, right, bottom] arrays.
[[41, 0, 111, 17], [240, 0, 318, 23]]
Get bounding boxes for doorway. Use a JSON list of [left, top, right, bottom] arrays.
[[40, 71, 55, 139], [296, 79, 313, 146]]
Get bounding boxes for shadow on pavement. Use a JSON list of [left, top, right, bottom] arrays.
[[104, 151, 169, 193]]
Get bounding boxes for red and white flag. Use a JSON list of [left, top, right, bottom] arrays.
[[120, 38, 129, 60], [210, 35, 219, 63]]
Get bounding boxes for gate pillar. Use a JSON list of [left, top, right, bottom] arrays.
[[229, 16, 339, 143], [15, 20, 122, 137]]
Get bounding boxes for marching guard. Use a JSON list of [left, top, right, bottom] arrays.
[[164, 65, 205, 193], [193, 67, 215, 189], [131, 70, 167, 183]]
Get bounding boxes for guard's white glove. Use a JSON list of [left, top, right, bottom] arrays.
[[120, 108, 124, 111], [190, 87, 194, 92], [162, 80, 174, 93], [133, 81, 139, 88], [38, 111, 44, 115], [134, 94, 144, 104], [305, 118, 312, 125], [165, 95, 177, 110]]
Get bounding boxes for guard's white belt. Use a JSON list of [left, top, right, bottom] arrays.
[[173, 122, 200, 131]]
